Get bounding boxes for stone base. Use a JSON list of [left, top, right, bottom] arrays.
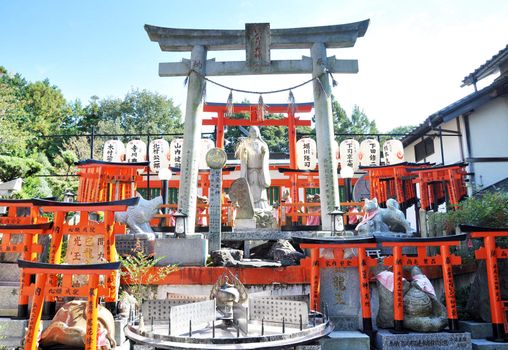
[[0, 262, 21, 282], [320, 331, 370, 350], [234, 218, 257, 230], [375, 330, 472, 350], [472, 338, 508, 349], [459, 320, 493, 339], [0, 284, 20, 317], [154, 237, 208, 266]]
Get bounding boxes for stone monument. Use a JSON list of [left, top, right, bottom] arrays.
[[206, 147, 227, 252]]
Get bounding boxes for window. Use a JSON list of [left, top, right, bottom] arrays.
[[414, 137, 434, 162]]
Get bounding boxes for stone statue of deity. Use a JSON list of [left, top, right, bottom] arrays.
[[235, 126, 271, 211]]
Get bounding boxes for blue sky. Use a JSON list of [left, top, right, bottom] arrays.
[[1, 0, 507, 131]]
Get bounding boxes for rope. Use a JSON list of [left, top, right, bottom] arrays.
[[188, 68, 327, 95]]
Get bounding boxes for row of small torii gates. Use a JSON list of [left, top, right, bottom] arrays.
[[79, 102, 469, 228]]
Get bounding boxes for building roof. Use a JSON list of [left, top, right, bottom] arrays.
[[462, 44, 508, 87], [402, 74, 508, 147]]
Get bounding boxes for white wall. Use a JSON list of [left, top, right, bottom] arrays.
[[404, 118, 464, 165], [467, 96, 508, 188]]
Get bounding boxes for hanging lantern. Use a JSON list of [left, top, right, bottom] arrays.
[[126, 140, 147, 163], [359, 139, 380, 167], [333, 140, 340, 168], [169, 138, 184, 169], [296, 137, 317, 170], [199, 139, 215, 169], [339, 139, 360, 171], [149, 139, 170, 173], [102, 140, 125, 162], [383, 139, 405, 165]]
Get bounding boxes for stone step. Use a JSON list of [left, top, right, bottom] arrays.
[[375, 329, 472, 350], [320, 330, 370, 350], [460, 321, 494, 339], [472, 339, 508, 350]]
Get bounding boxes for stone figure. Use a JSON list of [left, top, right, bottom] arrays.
[[235, 126, 271, 211], [374, 265, 447, 332], [114, 194, 162, 239], [356, 198, 412, 235], [39, 300, 116, 349]]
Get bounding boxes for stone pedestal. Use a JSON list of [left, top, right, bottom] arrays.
[[154, 237, 208, 266], [320, 331, 370, 350], [459, 320, 492, 339], [0, 262, 21, 317], [375, 330, 471, 350], [235, 219, 257, 230]]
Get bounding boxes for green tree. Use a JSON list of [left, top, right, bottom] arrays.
[[385, 125, 417, 140], [332, 97, 378, 143]]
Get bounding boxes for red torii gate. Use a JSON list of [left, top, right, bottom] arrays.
[[203, 101, 313, 212], [203, 102, 313, 165]]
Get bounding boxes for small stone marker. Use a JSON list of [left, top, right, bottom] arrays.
[[206, 148, 227, 252], [229, 178, 255, 219]]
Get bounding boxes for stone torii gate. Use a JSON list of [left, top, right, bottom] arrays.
[[145, 21, 369, 233]]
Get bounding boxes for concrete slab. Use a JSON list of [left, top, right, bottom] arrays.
[[460, 321, 493, 339], [154, 237, 208, 266], [472, 339, 508, 350], [375, 329, 472, 350], [320, 330, 370, 350]]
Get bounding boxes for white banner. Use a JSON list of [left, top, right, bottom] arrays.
[[359, 139, 380, 167], [149, 139, 170, 173], [339, 139, 360, 170], [383, 139, 405, 165], [102, 140, 125, 162], [126, 140, 147, 163], [296, 137, 317, 170], [169, 138, 184, 169]]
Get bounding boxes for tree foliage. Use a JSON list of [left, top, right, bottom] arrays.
[[332, 97, 378, 143], [0, 67, 183, 199]]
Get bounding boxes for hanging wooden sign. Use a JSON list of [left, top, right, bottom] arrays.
[[359, 139, 380, 167], [296, 137, 317, 170]]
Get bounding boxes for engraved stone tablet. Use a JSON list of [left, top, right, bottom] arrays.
[[246, 23, 271, 67], [229, 178, 255, 219], [249, 298, 308, 325]]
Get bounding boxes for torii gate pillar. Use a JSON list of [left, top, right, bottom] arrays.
[[311, 43, 340, 230], [146, 20, 369, 233], [177, 45, 207, 234]]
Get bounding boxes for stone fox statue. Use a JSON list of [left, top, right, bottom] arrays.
[[356, 198, 412, 235], [114, 194, 162, 239]]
